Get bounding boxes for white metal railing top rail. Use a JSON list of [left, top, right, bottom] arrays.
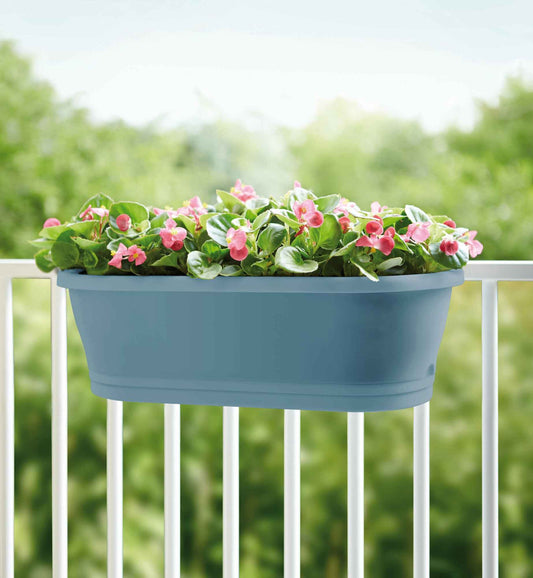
[[1, 259, 532, 578]]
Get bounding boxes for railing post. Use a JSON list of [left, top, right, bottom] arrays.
[[223, 406, 239, 578], [107, 400, 123, 578], [0, 277, 14, 578], [414, 402, 430, 578], [51, 277, 68, 578], [348, 412, 364, 578], [284, 409, 300, 578], [165, 404, 180, 578], [482, 281, 498, 578]]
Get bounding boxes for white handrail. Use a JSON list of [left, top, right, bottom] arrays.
[[1, 257, 533, 281], [465, 260, 533, 281]]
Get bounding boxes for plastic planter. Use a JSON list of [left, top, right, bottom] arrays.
[[58, 269, 463, 412]]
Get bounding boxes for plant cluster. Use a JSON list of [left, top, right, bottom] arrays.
[[32, 180, 482, 280]]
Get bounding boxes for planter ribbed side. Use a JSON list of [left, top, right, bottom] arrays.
[[58, 269, 463, 412]]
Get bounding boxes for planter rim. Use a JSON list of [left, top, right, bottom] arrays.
[[57, 268, 464, 294]]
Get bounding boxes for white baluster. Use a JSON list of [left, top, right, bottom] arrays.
[[165, 404, 180, 578], [414, 402, 430, 578], [482, 280, 498, 578], [348, 412, 364, 578], [107, 400, 123, 578], [0, 277, 14, 578], [51, 278, 68, 577], [284, 409, 300, 578], [223, 406, 239, 578]]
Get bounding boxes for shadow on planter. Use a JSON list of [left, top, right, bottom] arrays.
[[58, 269, 464, 412]]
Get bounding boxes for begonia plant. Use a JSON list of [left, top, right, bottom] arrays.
[[32, 180, 483, 280]]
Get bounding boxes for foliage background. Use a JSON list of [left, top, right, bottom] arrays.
[[2, 40, 533, 576]]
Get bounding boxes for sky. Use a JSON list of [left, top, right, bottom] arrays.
[[2, 0, 532, 132]]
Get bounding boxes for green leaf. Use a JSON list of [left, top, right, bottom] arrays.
[[287, 188, 315, 208], [29, 238, 54, 250], [246, 197, 270, 214], [110, 201, 149, 225], [275, 247, 318, 274], [351, 261, 379, 282], [73, 237, 106, 251], [271, 209, 301, 229], [217, 190, 246, 214], [201, 240, 227, 260], [149, 212, 169, 229], [241, 255, 269, 276], [429, 242, 469, 269], [198, 212, 216, 229], [82, 251, 99, 269], [376, 257, 404, 271], [187, 251, 222, 279], [221, 265, 243, 277], [77, 193, 114, 215], [251, 210, 272, 231], [107, 238, 132, 252], [35, 249, 55, 273], [152, 252, 182, 268], [176, 215, 197, 236], [136, 234, 162, 249], [206, 213, 239, 246], [331, 239, 357, 257], [257, 224, 287, 255], [322, 256, 344, 276], [85, 257, 109, 275], [315, 194, 341, 214], [51, 231, 80, 269], [39, 221, 97, 240], [317, 214, 342, 250], [405, 205, 430, 224]]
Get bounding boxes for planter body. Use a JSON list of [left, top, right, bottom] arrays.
[[58, 269, 463, 412]]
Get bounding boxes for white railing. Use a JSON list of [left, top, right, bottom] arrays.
[[1, 259, 532, 578]]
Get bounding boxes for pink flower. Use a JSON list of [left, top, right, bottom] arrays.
[[226, 227, 249, 261], [126, 245, 147, 266], [464, 230, 483, 258], [116, 214, 131, 232], [159, 218, 187, 251], [231, 179, 258, 202], [175, 196, 208, 229], [43, 217, 61, 228], [108, 243, 128, 269], [366, 217, 384, 236], [335, 198, 359, 217], [80, 205, 109, 221], [153, 207, 180, 219], [356, 227, 396, 256], [292, 199, 324, 228], [439, 238, 459, 256], [444, 220, 456, 228], [371, 201, 388, 214], [404, 222, 431, 243], [339, 216, 351, 234], [293, 180, 302, 189]]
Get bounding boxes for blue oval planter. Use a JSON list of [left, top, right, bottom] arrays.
[[58, 269, 463, 412]]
